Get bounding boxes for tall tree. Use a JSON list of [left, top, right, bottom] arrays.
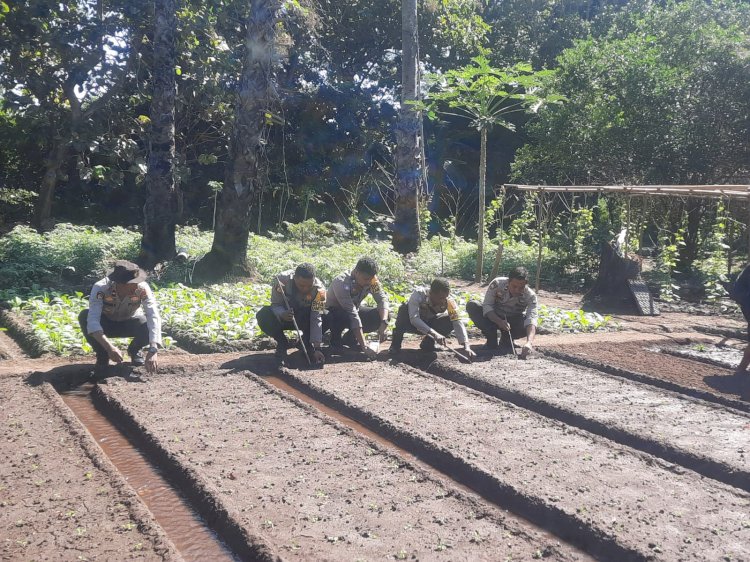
[[140, 0, 179, 267], [418, 57, 563, 282], [193, 0, 284, 281], [0, 0, 133, 230], [392, 0, 424, 254]]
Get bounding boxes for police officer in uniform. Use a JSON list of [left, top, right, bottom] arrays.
[[467, 266, 538, 357], [256, 263, 326, 363], [78, 260, 162, 374], [390, 278, 475, 357], [324, 257, 389, 358]]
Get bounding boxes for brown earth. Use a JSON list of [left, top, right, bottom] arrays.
[[278, 360, 750, 561], [95, 370, 588, 561], [544, 340, 750, 404], [0, 375, 178, 561], [2, 289, 750, 561]]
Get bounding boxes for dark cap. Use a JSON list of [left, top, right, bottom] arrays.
[[108, 260, 148, 284]]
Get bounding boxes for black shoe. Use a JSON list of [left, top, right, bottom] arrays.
[[92, 357, 109, 379], [130, 350, 145, 366], [341, 331, 357, 349], [274, 342, 288, 359], [484, 335, 499, 350], [420, 336, 436, 351], [388, 343, 402, 355]]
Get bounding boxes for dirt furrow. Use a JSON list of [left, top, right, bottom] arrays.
[[394, 352, 750, 492], [543, 343, 750, 412], [96, 370, 588, 561], [278, 361, 750, 561], [0, 375, 178, 561]]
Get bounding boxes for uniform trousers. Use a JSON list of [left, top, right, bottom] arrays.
[[390, 304, 453, 349], [324, 306, 382, 346], [256, 306, 313, 348], [466, 301, 526, 346], [78, 309, 149, 362]]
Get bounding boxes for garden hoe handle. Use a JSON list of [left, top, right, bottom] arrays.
[[503, 314, 518, 362], [427, 333, 471, 363], [276, 277, 312, 366]]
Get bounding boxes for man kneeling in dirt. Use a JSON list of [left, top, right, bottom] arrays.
[[256, 263, 326, 364], [390, 278, 475, 358], [729, 264, 750, 397], [324, 257, 389, 359], [78, 260, 161, 375], [467, 266, 537, 357]]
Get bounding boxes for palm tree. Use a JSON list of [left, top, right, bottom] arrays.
[[417, 57, 563, 282]]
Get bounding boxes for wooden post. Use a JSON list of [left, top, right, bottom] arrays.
[[489, 185, 506, 280], [535, 192, 544, 292], [624, 195, 631, 258]]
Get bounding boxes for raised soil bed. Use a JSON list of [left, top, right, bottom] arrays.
[[544, 341, 750, 407], [95, 370, 587, 561], [395, 351, 750, 492], [0, 375, 177, 561], [278, 360, 750, 561]]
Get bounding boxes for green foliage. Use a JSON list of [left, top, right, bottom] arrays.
[[156, 285, 259, 344], [538, 304, 613, 333], [0, 224, 140, 288], [512, 0, 750, 186]]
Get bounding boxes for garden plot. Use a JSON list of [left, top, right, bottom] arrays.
[[397, 353, 750, 491], [280, 361, 750, 561], [544, 341, 750, 406], [656, 343, 744, 370], [0, 375, 176, 561], [95, 370, 587, 561]]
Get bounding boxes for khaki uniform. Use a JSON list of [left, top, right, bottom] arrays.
[[269, 270, 326, 346]]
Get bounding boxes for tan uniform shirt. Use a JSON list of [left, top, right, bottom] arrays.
[[326, 271, 389, 330], [87, 278, 162, 345], [271, 270, 326, 346], [482, 277, 538, 327], [407, 287, 468, 344]]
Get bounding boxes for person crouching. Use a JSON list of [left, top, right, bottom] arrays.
[[390, 278, 475, 358]]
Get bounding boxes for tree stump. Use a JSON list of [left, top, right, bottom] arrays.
[[583, 242, 646, 313]]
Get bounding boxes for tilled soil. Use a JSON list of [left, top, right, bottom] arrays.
[[0, 375, 177, 561], [95, 370, 588, 561], [279, 360, 750, 561], [397, 353, 750, 492], [545, 341, 750, 403]]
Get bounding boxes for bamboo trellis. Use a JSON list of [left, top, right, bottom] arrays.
[[498, 183, 750, 289]]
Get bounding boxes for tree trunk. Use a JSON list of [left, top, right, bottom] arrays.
[[392, 0, 423, 255], [193, 0, 282, 282], [583, 241, 642, 312], [140, 0, 178, 268], [33, 140, 68, 231], [475, 127, 487, 283], [677, 196, 704, 272]]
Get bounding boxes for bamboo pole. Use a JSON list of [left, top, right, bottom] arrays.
[[535, 192, 544, 293]]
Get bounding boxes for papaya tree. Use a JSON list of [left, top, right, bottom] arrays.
[[416, 56, 564, 282]]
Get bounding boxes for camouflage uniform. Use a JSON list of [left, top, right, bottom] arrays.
[[391, 287, 467, 350], [324, 271, 389, 346], [256, 270, 327, 349]]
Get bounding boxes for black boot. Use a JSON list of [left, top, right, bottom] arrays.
[[274, 335, 290, 359], [484, 330, 499, 350], [419, 336, 436, 351], [389, 330, 404, 354]]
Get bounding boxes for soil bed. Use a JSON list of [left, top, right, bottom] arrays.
[[0, 375, 177, 561], [395, 352, 750, 492], [279, 360, 750, 561], [657, 343, 743, 370], [544, 341, 750, 408], [96, 369, 587, 561]]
